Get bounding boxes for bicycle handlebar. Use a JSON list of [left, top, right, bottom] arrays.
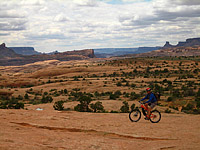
[[139, 101, 142, 104]]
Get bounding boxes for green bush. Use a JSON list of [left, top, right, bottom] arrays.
[[110, 110, 119, 113], [74, 95, 92, 112], [41, 95, 53, 103], [130, 103, 135, 111], [53, 101, 64, 110], [90, 101, 105, 112], [14, 102, 24, 109], [165, 108, 171, 113], [24, 93, 29, 99], [167, 97, 173, 102], [116, 82, 122, 86], [0, 101, 24, 109], [120, 101, 129, 113]]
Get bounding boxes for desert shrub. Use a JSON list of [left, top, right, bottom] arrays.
[[192, 109, 200, 114], [53, 91, 60, 97], [43, 92, 48, 95], [64, 89, 68, 94], [167, 97, 173, 102], [114, 90, 122, 97], [165, 108, 171, 113], [130, 92, 140, 100], [123, 92, 130, 98], [130, 103, 135, 111], [182, 103, 194, 111], [73, 76, 79, 81], [47, 80, 53, 84], [196, 89, 200, 97], [90, 101, 105, 113], [116, 81, 122, 86], [0, 102, 7, 109], [53, 101, 64, 110], [120, 101, 129, 113], [195, 98, 200, 108], [17, 95, 23, 100], [171, 89, 182, 98], [14, 102, 24, 109], [0, 100, 24, 109], [110, 110, 119, 113], [109, 93, 117, 100], [74, 95, 92, 112], [94, 91, 101, 97], [41, 95, 53, 103], [183, 88, 195, 97], [131, 83, 136, 88], [169, 106, 178, 111], [24, 93, 29, 99], [193, 69, 199, 74], [163, 68, 169, 73]]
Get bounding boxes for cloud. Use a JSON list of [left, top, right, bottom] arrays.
[[169, 0, 200, 5], [54, 13, 70, 22], [73, 0, 99, 7], [0, 0, 200, 52], [0, 19, 27, 31], [0, 33, 10, 36]]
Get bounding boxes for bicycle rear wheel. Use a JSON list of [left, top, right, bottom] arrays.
[[129, 109, 141, 122], [150, 110, 161, 123]]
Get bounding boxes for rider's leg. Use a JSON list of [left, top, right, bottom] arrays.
[[147, 107, 152, 118], [145, 103, 150, 118], [144, 103, 149, 118]]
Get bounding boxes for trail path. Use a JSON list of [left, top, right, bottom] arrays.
[[0, 105, 200, 150]]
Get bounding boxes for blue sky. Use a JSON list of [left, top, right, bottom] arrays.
[[105, 0, 152, 4], [0, 0, 200, 53]]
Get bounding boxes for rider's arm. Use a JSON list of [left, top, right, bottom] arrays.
[[140, 94, 148, 101], [145, 93, 154, 103]]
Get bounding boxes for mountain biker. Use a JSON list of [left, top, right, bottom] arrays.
[[139, 88, 157, 120]]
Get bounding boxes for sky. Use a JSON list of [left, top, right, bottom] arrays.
[[0, 0, 200, 53]]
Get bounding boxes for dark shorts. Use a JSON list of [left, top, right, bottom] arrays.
[[148, 102, 157, 109]]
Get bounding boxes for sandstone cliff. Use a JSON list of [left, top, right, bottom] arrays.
[[9, 47, 41, 55], [163, 37, 200, 48], [0, 44, 95, 66], [0, 43, 22, 59]]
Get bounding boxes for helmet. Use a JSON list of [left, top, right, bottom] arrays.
[[146, 88, 151, 92]]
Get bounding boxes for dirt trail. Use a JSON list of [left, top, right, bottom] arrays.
[[11, 122, 175, 141], [0, 106, 200, 150]]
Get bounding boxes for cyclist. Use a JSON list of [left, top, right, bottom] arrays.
[[139, 88, 157, 120]]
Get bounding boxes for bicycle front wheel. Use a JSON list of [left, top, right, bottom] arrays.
[[150, 110, 161, 123], [129, 109, 141, 122]]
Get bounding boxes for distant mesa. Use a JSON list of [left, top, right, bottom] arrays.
[[0, 43, 21, 58], [0, 43, 95, 66], [163, 41, 173, 48], [1, 37, 200, 66], [94, 47, 161, 58], [163, 37, 200, 48], [9, 47, 41, 55]]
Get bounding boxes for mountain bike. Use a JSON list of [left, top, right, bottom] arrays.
[[129, 101, 161, 123]]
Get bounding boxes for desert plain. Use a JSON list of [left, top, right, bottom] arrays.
[[0, 57, 200, 150]]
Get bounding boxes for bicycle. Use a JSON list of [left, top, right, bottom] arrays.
[[129, 101, 161, 123]]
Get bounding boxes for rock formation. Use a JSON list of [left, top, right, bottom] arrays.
[[0, 43, 95, 66], [9, 47, 41, 55], [0, 43, 22, 58], [163, 37, 200, 48]]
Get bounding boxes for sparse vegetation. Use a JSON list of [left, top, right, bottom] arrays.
[[53, 101, 64, 111], [1, 56, 200, 113]]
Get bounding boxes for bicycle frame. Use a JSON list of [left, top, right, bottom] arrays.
[[140, 104, 148, 117], [140, 104, 156, 119], [141, 104, 148, 110], [129, 101, 161, 123]]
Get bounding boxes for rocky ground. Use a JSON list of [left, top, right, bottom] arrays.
[[0, 103, 200, 150]]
